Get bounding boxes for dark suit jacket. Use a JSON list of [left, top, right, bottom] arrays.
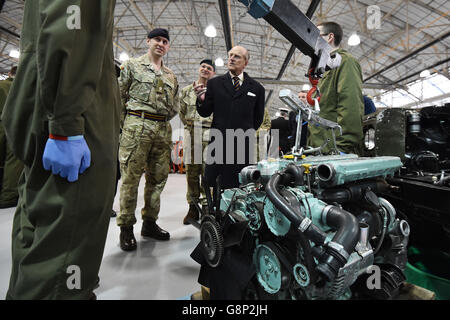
[[271, 116, 291, 154], [197, 72, 265, 189]]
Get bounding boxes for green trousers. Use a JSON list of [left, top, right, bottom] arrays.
[[184, 127, 209, 206], [0, 139, 24, 206], [7, 136, 118, 300], [186, 163, 207, 206], [117, 115, 172, 226]]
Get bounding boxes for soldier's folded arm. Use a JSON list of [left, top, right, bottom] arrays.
[[37, 1, 112, 137]]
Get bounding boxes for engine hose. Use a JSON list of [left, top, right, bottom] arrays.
[[316, 206, 360, 282], [323, 206, 360, 255], [319, 189, 351, 203], [266, 174, 302, 227], [266, 173, 327, 245], [283, 163, 305, 186], [319, 180, 389, 204], [266, 167, 361, 282]]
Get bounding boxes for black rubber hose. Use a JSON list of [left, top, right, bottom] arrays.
[[266, 174, 302, 226], [324, 206, 360, 255], [319, 180, 389, 204], [320, 189, 351, 203], [266, 173, 327, 245], [266, 166, 362, 282], [283, 163, 305, 186], [316, 206, 360, 282]]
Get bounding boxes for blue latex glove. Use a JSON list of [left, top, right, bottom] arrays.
[[42, 135, 91, 182]]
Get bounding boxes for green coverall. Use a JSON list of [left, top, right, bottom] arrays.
[[2, 0, 120, 299], [307, 48, 364, 155], [0, 77, 24, 207]]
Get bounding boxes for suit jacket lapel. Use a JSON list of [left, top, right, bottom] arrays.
[[222, 73, 235, 97], [234, 72, 251, 99]]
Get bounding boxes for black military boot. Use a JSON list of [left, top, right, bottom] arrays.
[[120, 226, 137, 251], [141, 220, 170, 241], [183, 204, 199, 225]]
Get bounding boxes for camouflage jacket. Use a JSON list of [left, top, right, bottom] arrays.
[[118, 54, 179, 124], [179, 82, 213, 129]]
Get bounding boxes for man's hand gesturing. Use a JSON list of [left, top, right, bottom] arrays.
[[194, 83, 207, 101]]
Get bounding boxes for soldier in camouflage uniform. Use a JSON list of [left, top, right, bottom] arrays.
[[117, 28, 179, 251], [179, 59, 215, 225]]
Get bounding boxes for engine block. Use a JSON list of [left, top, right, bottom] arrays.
[[197, 155, 410, 300]]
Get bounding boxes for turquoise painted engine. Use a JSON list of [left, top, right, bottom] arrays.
[[193, 90, 411, 300], [200, 155, 410, 300]]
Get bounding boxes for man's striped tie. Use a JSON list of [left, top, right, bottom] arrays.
[[233, 76, 240, 91]]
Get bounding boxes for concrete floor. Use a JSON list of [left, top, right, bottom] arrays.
[[0, 173, 201, 300]]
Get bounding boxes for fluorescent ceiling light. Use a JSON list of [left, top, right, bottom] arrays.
[[9, 49, 20, 59], [119, 52, 129, 62], [348, 33, 360, 46], [215, 57, 224, 67], [204, 25, 217, 38], [419, 70, 430, 78], [302, 84, 311, 91]]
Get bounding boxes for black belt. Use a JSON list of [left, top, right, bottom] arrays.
[[128, 110, 168, 122]]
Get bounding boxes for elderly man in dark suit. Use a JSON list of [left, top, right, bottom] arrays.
[[192, 45, 265, 300], [195, 46, 265, 189]]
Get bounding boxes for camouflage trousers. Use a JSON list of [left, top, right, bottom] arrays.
[[184, 127, 209, 206], [117, 114, 172, 227], [186, 163, 206, 205]]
